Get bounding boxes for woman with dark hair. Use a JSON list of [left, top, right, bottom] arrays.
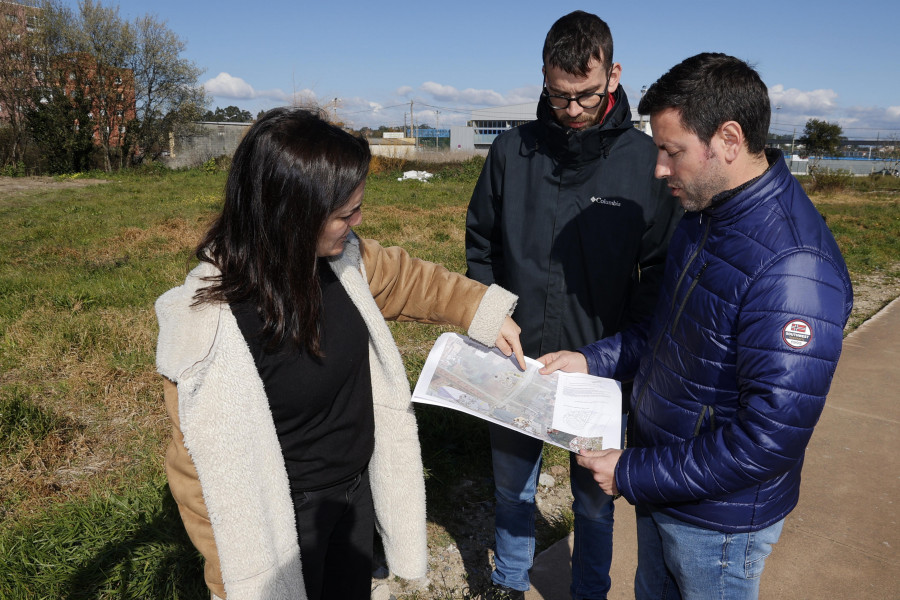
[[155, 108, 523, 600]]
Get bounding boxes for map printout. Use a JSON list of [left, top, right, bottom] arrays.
[[412, 333, 622, 451]]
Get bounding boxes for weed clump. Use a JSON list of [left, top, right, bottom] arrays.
[[369, 153, 408, 176], [807, 166, 853, 194]]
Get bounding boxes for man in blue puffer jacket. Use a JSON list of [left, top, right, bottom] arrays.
[[538, 53, 853, 600]]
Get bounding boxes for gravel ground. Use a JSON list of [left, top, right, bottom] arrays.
[[376, 463, 578, 600]]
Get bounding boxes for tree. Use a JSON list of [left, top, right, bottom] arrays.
[[202, 105, 253, 123], [0, 0, 41, 168], [875, 135, 900, 176], [799, 119, 844, 158], [128, 13, 207, 161], [31, 0, 206, 169], [1, 0, 205, 172], [25, 82, 94, 173], [35, 0, 135, 171]]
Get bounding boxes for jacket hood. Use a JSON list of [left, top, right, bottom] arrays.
[[155, 260, 222, 382], [536, 87, 633, 165]]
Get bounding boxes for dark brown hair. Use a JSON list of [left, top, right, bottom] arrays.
[[193, 107, 371, 355], [542, 10, 614, 77], [638, 53, 771, 154]]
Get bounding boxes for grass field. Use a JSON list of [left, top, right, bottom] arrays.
[[0, 161, 898, 598]]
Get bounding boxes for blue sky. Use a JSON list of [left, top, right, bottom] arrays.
[[96, 0, 898, 138]]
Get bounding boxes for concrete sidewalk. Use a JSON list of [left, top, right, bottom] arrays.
[[526, 297, 900, 599]]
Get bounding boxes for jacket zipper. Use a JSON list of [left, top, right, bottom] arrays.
[[671, 262, 708, 333], [693, 404, 717, 437], [631, 216, 713, 423]]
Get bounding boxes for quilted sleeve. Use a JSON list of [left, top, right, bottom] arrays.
[[578, 318, 652, 381]]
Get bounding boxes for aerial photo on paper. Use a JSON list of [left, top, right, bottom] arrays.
[[412, 334, 622, 451]]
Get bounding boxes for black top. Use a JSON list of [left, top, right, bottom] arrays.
[[232, 259, 374, 491]]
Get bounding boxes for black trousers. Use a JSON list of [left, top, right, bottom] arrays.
[[291, 469, 375, 600]]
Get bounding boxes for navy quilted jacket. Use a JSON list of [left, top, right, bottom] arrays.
[[580, 151, 853, 532]]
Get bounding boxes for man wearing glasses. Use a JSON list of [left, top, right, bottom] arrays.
[[465, 11, 681, 600]]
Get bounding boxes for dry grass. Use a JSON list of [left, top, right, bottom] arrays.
[[1, 303, 167, 519], [0, 181, 217, 525], [88, 216, 208, 262]]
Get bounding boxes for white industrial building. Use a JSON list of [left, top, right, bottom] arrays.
[[450, 102, 648, 152]]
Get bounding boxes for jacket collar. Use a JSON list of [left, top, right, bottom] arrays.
[[536, 87, 633, 165], [703, 149, 789, 225]]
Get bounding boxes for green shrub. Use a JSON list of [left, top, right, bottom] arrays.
[[433, 156, 486, 182], [201, 155, 232, 174], [1, 161, 26, 177], [808, 166, 853, 194]]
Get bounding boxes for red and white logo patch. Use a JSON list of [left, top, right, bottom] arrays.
[[782, 319, 812, 348]]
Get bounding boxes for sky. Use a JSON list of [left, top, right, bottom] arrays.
[[74, 0, 900, 139]]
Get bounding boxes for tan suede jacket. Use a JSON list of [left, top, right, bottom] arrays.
[[156, 234, 517, 599]]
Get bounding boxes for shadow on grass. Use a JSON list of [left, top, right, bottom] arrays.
[[60, 484, 207, 600], [0, 481, 206, 600]]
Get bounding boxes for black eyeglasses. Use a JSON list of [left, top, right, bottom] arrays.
[[542, 87, 607, 110], [541, 72, 611, 110]]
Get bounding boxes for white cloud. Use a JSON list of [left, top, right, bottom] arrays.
[[503, 85, 542, 105], [333, 97, 386, 127], [203, 73, 255, 99], [396, 86, 413, 96], [203, 72, 303, 104], [419, 81, 541, 107], [834, 105, 900, 136], [420, 81, 459, 100], [421, 81, 506, 105], [767, 99, 900, 139], [769, 84, 838, 113]]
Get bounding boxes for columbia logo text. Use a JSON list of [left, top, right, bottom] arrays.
[[591, 196, 621, 207]]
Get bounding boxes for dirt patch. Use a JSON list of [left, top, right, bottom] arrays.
[[0, 175, 109, 196], [846, 268, 900, 329], [378, 465, 576, 599]]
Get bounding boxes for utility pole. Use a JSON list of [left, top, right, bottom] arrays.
[[639, 86, 647, 133], [435, 110, 440, 150], [410, 100, 416, 148], [332, 98, 339, 123]]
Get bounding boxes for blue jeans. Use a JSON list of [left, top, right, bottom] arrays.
[[634, 505, 784, 600], [490, 423, 614, 599]]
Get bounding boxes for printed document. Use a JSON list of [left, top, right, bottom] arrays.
[[412, 333, 622, 451]]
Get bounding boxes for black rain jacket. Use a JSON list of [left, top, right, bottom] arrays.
[[466, 89, 681, 358]]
